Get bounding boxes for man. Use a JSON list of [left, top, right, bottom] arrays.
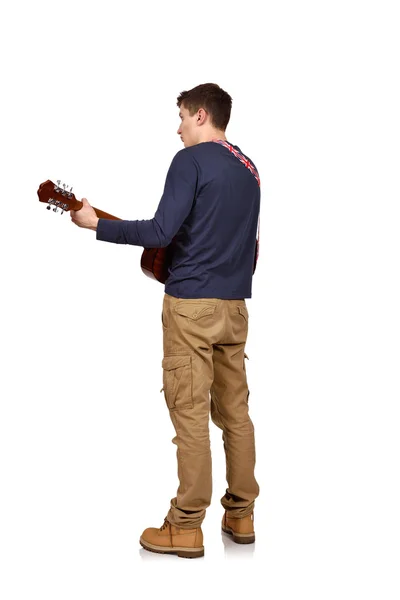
[[71, 83, 260, 559]]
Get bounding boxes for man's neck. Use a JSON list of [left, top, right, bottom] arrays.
[[200, 132, 228, 143]]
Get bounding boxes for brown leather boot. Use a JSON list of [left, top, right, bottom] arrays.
[[140, 517, 204, 558], [222, 511, 255, 544]]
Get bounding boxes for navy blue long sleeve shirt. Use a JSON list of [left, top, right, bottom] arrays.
[[96, 140, 261, 299]]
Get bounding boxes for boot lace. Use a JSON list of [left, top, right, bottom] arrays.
[[159, 517, 169, 531]]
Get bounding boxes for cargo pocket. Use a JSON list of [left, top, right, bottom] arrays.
[[161, 355, 193, 411]]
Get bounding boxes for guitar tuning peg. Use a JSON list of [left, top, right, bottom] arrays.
[[46, 204, 51, 210], [61, 209, 64, 215], [53, 207, 58, 212]]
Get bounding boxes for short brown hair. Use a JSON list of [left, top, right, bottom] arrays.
[[177, 83, 232, 131]]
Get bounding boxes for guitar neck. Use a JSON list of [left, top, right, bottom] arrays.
[[75, 201, 121, 220], [93, 207, 121, 220]]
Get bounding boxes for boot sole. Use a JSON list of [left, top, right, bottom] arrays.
[[222, 525, 255, 544], [139, 537, 204, 558]]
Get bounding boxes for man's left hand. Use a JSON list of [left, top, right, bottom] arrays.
[[70, 197, 99, 231]]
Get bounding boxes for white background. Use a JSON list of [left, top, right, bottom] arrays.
[[1, 0, 399, 598]]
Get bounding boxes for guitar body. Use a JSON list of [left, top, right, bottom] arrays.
[[140, 239, 177, 284], [38, 179, 259, 284]]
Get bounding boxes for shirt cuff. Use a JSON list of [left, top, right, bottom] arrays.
[[96, 218, 124, 243]]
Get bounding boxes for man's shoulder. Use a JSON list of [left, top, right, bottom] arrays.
[[171, 147, 197, 163], [167, 148, 199, 180], [169, 147, 202, 173], [172, 143, 222, 168], [171, 141, 257, 170]]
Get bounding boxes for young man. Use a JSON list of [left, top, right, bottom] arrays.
[[71, 83, 260, 559]]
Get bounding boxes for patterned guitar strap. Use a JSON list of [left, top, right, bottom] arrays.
[[211, 138, 260, 269]]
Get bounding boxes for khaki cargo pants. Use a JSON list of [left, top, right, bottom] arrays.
[[161, 292, 260, 529]]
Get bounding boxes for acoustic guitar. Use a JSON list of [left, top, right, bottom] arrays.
[[38, 179, 258, 284]]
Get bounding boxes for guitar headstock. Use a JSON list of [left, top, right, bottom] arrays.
[[37, 180, 81, 214]]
